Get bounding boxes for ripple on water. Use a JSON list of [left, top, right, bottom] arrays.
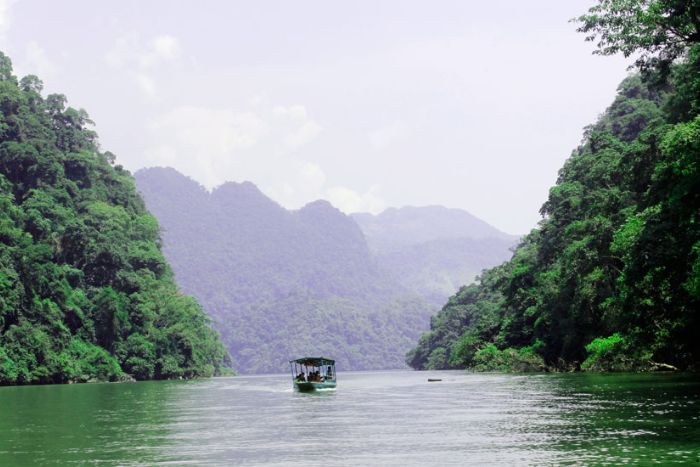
[[0, 371, 698, 465]]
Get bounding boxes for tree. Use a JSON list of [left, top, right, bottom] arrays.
[[576, 0, 700, 75]]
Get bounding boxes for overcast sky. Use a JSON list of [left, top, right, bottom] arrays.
[[1, 1, 630, 234]]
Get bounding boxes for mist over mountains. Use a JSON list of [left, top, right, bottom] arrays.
[[135, 167, 516, 373], [353, 206, 517, 252], [353, 207, 519, 307]]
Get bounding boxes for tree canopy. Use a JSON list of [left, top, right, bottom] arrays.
[[0, 52, 229, 384], [577, 0, 700, 74]]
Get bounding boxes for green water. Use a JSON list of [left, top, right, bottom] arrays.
[[0, 371, 698, 465]]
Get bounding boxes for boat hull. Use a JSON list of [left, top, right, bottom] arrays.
[[294, 380, 336, 392]]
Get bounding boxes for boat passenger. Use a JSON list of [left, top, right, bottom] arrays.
[[296, 372, 306, 382], [327, 366, 333, 379]]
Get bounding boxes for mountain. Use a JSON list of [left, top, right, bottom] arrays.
[[353, 206, 517, 252], [408, 68, 700, 371], [0, 53, 228, 385], [135, 167, 432, 373], [352, 207, 519, 307]]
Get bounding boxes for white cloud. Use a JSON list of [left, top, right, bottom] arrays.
[[261, 162, 384, 215], [0, 0, 16, 41], [11, 41, 57, 83], [150, 35, 180, 62], [134, 72, 156, 97], [151, 106, 266, 152], [142, 103, 322, 189], [140, 101, 380, 217], [369, 121, 407, 150], [105, 33, 181, 97], [25, 41, 55, 76], [145, 106, 267, 184], [299, 162, 326, 192], [273, 105, 322, 149], [326, 185, 385, 214], [285, 119, 322, 148]]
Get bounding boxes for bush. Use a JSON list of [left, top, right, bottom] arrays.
[[471, 342, 546, 372], [59, 338, 125, 382], [449, 333, 479, 367], [581, 333, 639, 371], [425, 347, 448, 370]]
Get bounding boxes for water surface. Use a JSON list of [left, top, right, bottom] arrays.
[[1, 371, 698, 465]]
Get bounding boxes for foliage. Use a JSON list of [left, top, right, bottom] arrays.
[[471, 343, 546, 373], [576, 0, 700, 76], [580, 333, 645, 371], [0, 53, 229, 385], [408, 0, 700, 373]]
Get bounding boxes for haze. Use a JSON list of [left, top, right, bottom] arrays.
[[1, 0, 628, 233]]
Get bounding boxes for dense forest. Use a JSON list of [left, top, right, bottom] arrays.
[[0, 53, 229, 384], [408, 0, 700, 372]]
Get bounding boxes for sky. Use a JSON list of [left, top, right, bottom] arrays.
[[0, 0, 630, 234]]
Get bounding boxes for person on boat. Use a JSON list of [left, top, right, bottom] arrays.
[[326, 366, 333, 379], [296, 372, 306, 382]]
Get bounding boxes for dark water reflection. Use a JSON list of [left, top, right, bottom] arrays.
[[0, 371, 698, 465]]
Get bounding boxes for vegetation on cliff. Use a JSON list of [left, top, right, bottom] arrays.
[[409, 0, 700, 372], [0, 53, 229, 384]]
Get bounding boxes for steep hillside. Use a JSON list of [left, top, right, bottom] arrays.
[[136, 167, 431, 373], [353, 207, 518, 307], [408, 2, 700, 372], [0, 53, 228, 385]]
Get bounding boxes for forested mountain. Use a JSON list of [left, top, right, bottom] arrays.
[[135, 167, 433, 373], [408, 1, 700, 372], [353, 207, 518, 307], [0, 53, 228, 385]]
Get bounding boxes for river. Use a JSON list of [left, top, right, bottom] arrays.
[[0, 371, 698, 465]]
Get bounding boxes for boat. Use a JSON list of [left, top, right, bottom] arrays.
[[289, 357, 336, 391]]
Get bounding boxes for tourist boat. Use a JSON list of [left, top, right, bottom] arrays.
[[289, 357, 336, 391]]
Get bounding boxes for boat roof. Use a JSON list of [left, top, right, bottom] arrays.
[[289, 356, 335, 365]]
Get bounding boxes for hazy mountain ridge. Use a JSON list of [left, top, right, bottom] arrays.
[[352, 206, 518, 253], [135, 167, 431, 373], [352, 207, 519, 307]]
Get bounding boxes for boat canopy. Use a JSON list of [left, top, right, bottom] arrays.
[[289, 357, 335, 366], [289, 356, 336, 388]]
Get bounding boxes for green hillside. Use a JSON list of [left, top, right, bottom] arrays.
[[0, 53, 228, 384], [408, 1, 700, 372]]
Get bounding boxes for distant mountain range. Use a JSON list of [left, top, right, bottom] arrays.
[[353, 206, 517, 251], [353, 207, 519, 306], [135, 167, 517, 373]]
